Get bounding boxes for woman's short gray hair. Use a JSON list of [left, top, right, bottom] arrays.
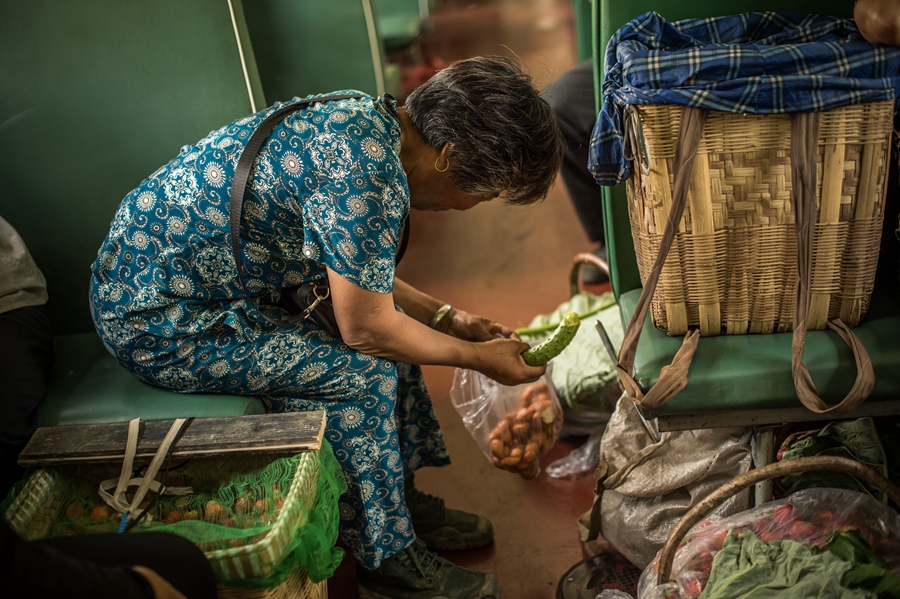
[[404, 56, 563, 205]]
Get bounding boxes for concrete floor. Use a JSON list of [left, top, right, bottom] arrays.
[[328, 0, 614, 596]]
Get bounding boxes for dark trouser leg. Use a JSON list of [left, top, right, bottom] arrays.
[[543, 60, 606, 244], [0, 304, 53, 498]]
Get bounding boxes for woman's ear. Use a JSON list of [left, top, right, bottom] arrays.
[[439, 143, 454, 161]]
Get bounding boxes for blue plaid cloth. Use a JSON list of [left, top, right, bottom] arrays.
[[589, 11, 900, 186]]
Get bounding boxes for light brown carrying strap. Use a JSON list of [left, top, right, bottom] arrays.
[[615, 107, 707, 409], [790, 112, 875, 415], [99, 418, 193, 520]]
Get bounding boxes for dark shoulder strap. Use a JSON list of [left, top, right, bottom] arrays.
[[229, 93, 364, 288], [396, 216, 410, 265]]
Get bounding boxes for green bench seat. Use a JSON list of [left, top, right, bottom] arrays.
[[620, 285, 900, 422], [2, 0, 271, 429], [39, 334, 266, 427]]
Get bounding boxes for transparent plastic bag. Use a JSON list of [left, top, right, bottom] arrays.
[[450, 367, 563, 480], [546, 426, 604, 479], [637, 488, 900, 599]]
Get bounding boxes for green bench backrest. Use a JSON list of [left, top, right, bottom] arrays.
[[243, 0, 390, 101], [0, 0, 266, 335], [591, 0, 855, 298]]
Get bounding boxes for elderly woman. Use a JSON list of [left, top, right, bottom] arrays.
[[90, 56, 562, 599]]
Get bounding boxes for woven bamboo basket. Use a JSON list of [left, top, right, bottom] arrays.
[[626, 101, 893, 336], [218, 569, 327, 599], [4, 451, 322, 585]]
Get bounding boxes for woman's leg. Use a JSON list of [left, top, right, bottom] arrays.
[[394, 362, 450, 478], [99, 313, 449, 570]]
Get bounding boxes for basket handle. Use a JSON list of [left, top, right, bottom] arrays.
[[569, 251, 611, 297], [656, 455, 900, 585], [789, 112, 875, 416], [615, 106, 707, 409]]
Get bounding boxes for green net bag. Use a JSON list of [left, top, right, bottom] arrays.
[[3, 441, 346, 588]]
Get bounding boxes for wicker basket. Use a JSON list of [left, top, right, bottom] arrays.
[[4, 451, 321, 584], [218, 569, 327, 599], [626, 101, 893, 336]]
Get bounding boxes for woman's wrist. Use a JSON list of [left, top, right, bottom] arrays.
[[428, 303, 455, 332]]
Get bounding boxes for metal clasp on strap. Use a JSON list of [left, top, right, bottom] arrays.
[[300, 280, 330, 320]]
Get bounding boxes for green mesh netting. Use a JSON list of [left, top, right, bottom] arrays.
[[3, 441, 347, 588]]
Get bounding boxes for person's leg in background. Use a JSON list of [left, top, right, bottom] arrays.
[[0, 303, 53, 498], [543, 59, 608, 283]]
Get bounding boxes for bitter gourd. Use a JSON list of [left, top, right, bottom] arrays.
[[521, 311, 580, 366]]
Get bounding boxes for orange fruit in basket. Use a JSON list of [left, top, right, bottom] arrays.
[[90, 505, 110, 523], [235, 497, 252, 515], [164, 510, 183, 524], [205, 500, 225, 523]]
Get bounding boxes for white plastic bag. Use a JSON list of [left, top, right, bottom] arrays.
[[450, 368, 563, 480]]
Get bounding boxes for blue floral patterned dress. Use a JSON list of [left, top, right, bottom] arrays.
[[89, 92, 450, 569]]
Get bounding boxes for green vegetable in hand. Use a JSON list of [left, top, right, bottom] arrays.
[[521, 311, 580, 366]]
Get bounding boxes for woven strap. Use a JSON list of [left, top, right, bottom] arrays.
[[789, 112, 875, 415], [616, 107, 875, 413], [615, 107, 706, 409], [99, 417, 193, 521]]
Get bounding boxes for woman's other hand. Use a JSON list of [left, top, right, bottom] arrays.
[[475, 338, 546, 386], [435, 308, 518, 342], [132, 566, 189, 599]]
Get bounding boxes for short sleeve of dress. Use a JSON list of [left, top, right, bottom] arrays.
[[300, 95, 408, 294]]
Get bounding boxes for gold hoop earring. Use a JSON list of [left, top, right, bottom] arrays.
[[434, 156, 450, 173]]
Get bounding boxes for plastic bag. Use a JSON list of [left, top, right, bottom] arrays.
[[450, 368, 563, 480], [637, 488, 900, 599], [546, 425, 604, 479]]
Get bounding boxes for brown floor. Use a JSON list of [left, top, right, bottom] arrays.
[[329, 1, 611, 596]]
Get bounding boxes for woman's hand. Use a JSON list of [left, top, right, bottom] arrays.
[[132, 566, 188, 599], [475, 338, 546, 386], [435, 308, 518, 341]]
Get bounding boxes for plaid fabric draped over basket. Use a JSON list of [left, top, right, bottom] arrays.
[[588, 11, 900, 415]]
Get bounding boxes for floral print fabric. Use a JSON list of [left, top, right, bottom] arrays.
[[89, 92, 450, 569]]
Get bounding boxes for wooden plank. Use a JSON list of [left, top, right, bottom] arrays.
[[18, 412, 327, 467]]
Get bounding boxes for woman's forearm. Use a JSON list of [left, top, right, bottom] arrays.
[[391, 278, 447, 326], [329, 268, 477, 366]]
